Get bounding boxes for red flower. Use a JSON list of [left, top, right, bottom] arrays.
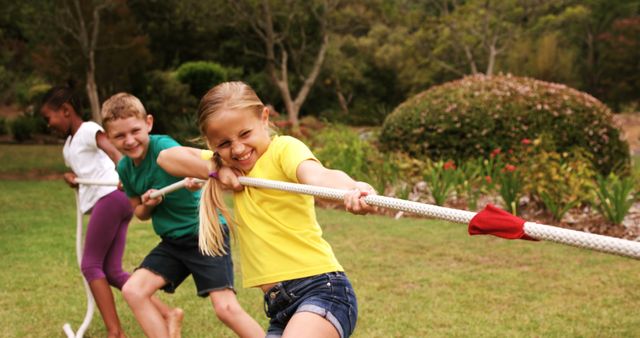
[[484, 175, 492, 184], [443, 160, 456, 170], [503, 164, 517, 172], [521, 138, 531, 145], [490, 148, 502, 158]]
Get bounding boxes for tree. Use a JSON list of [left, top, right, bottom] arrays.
[[229, 0, 334, 128], [430, 0, 527, 76], [19, 0, 148, 122], [55, 0, 114, 122], [598, 16, 640, 107]]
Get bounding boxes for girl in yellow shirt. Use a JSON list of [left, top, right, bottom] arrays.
[[158, 81, 376, 338]]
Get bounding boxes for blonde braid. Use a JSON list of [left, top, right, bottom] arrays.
[[198, 155, 235, 256]]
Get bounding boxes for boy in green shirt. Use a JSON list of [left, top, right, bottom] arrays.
[[102, 93, 264, 338]]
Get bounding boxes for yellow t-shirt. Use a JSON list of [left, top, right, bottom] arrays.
[[234, 135, 344, 288]]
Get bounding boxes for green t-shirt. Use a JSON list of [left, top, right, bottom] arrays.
[[117, 134, 201, 238]]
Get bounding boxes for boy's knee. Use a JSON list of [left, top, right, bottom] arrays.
[[121, 280, 143, 303]]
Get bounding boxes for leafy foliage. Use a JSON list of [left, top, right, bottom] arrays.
[[422, 160, 459, 206], [379, 74, 630, 175], [594, 173, 637, 225], [10, 114, 47, 142], [175, 61, 242, 99], [309, 123, 404, 194], [0, 116, 6, 135], [135, 70, 197, 143]]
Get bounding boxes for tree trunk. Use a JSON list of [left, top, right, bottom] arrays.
[[335, 79, 350, 115], [463, 45, 479, 74], [260, 0, 328, 128], [486, 37, 498, 76], [86, 69, 101, 122]]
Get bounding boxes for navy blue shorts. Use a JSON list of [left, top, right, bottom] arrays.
[[139, 233, 234, 297], [263, 272, 358, 338]]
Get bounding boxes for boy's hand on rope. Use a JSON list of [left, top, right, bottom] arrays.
[[344, 181, 378, 215], [141, 189, 164, 207]]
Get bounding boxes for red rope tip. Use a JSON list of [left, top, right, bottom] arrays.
[[468, 204, 537, 241]]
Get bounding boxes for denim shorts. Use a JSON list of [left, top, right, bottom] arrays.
[[139, 232, 234, 297], [263, 271, 357, 338]]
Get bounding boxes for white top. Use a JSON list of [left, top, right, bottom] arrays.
[[63, 122, 120, 213]]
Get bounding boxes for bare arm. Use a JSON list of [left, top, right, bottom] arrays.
[[157, 147, 210, 179], [129, 189, 163, 221], [96, 131, 122, 165], [296, 159, 377, 214]]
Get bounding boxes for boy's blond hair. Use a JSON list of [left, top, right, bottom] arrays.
[[101, 92, 147, 128]]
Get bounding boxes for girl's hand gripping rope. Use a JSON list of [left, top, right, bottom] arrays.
[[214, 166, 245, 192], [64, 172, 79, 188], [184, 177, 205, 192], [345, 181, 378, 215]]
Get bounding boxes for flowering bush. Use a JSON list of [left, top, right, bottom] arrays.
[[379, 74, 630, 175]]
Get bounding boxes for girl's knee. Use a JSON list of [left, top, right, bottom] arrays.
[[105, 270, 129, 290], [80, 264, 105, 283], [211, 295, 242, 322], [213, 304, 238, 324]]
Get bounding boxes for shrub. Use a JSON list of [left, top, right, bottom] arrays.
[[0, 117, 7, 136], [379, 74, 630, 175], [422, 159, 459, 206], [311, 124, 378, 182], [522, 145, 597, 207], [175, 61, 242, 99], [594, 173, 637, 225], [310, 124, 407, 194], [10, 114, 46, 142], [455, 158, 485, 211], [136, 70, 198, 142], [14, 77, 50, 108], [497, 164, 523, 215]]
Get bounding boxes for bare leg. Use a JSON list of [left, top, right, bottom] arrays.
[[122, 269, 171, 338], [89, 278, 126, 338], [283, 312, 339, 338], [150, 297, 184, 338], [209, 289, 264, 338], [166, 307, 184, 338]]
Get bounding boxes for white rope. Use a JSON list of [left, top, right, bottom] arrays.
[[74, 178, 119, 186], [73, 176, 640, 260], [62, 182, 106, 338], [237, 177, 640, 260], [149, 178, 206, 199]]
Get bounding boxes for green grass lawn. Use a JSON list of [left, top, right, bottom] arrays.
[[1, 179, 640, 337], [0, 144, 67, 175], [1, 143, 639, 337]]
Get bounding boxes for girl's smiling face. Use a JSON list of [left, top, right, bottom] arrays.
[[40, 104, 71, 137], [205, 107, 271, 172]]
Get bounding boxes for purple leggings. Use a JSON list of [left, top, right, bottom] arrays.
[[80, 189, 133, 289]]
